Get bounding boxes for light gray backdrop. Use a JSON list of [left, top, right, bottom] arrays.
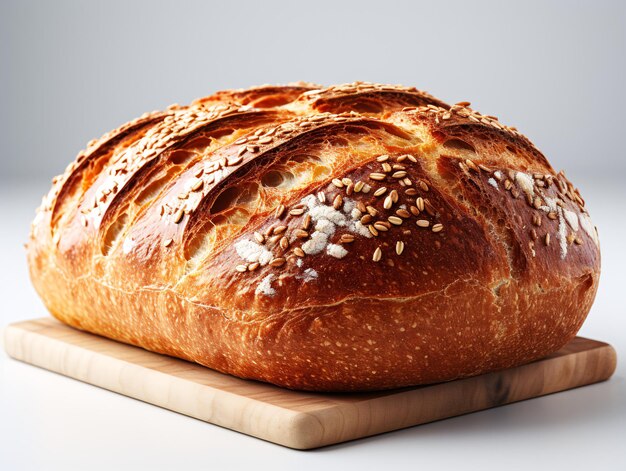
[[1, 0, 625, 184], [2, 2, 626, 470]]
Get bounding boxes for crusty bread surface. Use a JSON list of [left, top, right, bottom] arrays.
[[27, 82, 600, 391]]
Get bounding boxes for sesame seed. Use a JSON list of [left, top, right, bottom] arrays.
[[531, 228, 538, 240], [333, 194, 343, 209], [396, 209, 410, 218], [424, 200, 436, 216], [235, 264, 247, 273], [374, 187, 387, 197], [383, 195, 393, 209], [346, 183, 354, 195], [173, 209, 184, 224], [431, 223, 444, 233], [275, 204, 286, 219], [396, 155, 408, 163], [289, 207, 305, 216], [574, 237, 583, 245], [295, 229, 309, 239], [368, 225, 379, 237], [382, 163, 392, 173], [354, 181, 364, 193], [409, 205, 420, 216], [403, 178, 412, 186], [532, 214, 542, 227], [390, 189, 399, 203], [396, 241, 405, 255], [332, 178, 344, 188], [374, 222, 389, 232], [388, 216, 403, 225], [370, 173, 386, 181], [545, 233, 551, 246], [392, 171, 407, 179], [357, 201, 367, 213], [317, 192, 326, 203], [376, 155, 389, 162], [254, 232, 265, 244], [416, 197, 425, 211], [248, 262, 260, 271], [465, 159, 479, 172], [273, 225, 287, 235], [405, 188, 418, 196], [373, 247, 382, 262], [478, 164, 491, 172], [270, 257, 286, 267], [163, 238, 173, 247], [504, 180, 512, 190], [416, 219, 430, 228], [280, 237, 289, 250], [361, 214, 373, 225], [302, 214, 311, 230], [366, 206, 378, 217], [269, 234, 282, 244], [548, 212, 558, 220], [246, 145, 259, 153], [190, 179, 204, 191], [340, 234, 355, 243], [293, 247, 305, 257], [258, 136, 273, 144], [419, 180, 429, 192], [227, 155, 243, 166]]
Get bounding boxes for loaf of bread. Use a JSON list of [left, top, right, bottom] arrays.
[[27, 82, 600, 391]]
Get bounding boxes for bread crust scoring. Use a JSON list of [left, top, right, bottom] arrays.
[[27, 82, 600, 391]]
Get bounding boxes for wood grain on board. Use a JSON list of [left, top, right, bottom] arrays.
[[3, 317, 617, 449]]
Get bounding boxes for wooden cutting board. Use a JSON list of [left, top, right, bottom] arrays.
[[3, 317, 617, 449]]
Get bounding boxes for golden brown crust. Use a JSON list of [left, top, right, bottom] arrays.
[[27, 82, 600, 391]]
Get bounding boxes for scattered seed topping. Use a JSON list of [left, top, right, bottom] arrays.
[[374, 187, 387, 197], [388, 216, 403, 225], [333, 194, 343, 209], [370, 173, 386, 181], [275, 204, 286, 219], [295, 229, 309, 239], [332, 178, 344, 188], [416, 219, 430, 228], [376, 155, 390, 162], [163, 238, 173, 247], [270, 257, 286, 267], [173, 209, 184, 224], [431, 223, 444, 233], [383, 195, 393, 210], [372, 247, 382, 262], [340, 234, 355, 243], [396, 241, 405, 255]]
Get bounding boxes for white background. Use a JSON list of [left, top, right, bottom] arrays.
[[1, 1, 625, 470]]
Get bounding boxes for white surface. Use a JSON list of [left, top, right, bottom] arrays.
[[1, 178, 625, 471]]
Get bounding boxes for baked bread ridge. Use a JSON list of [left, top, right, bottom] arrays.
[[27, 82, 600, 391]]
